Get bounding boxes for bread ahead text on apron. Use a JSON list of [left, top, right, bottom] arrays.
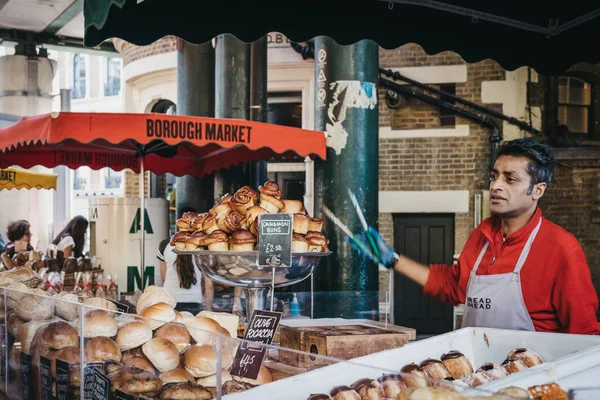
[[461, 217, 542, 331]]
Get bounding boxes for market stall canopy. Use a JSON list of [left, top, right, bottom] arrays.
[[0, 167, 57, 190], [83, 0, 600, 75], [0, 112, 326, 177]]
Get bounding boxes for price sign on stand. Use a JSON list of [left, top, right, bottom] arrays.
[[92, 367, 110, 400], [40, 355, 52, 400], [55, 359, 70, 400], [258, 214, 292, 268], [568, 387, 600, 399], [83, 363, 104, 400], [109, 299, 130, 313], [20, 352, 32, 400], [115, 389, 136, 400], [230, 310, 282, 380]]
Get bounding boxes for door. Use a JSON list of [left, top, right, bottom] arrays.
[[393, 214, 454, 335]]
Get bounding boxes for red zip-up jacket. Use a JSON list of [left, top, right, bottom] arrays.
[[424, 208, 600, 334]]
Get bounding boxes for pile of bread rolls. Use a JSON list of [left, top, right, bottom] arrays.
[[170, 181, 329, 253], [3, 284, 273, 399]]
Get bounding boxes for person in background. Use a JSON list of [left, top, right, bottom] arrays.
[[53, 215, 89, 258], [349, 138, 600, 334], [158, 208, 214, 314], [2, 220, 33, 259]]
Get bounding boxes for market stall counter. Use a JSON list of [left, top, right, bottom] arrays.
[[0, 284, 598, 399]]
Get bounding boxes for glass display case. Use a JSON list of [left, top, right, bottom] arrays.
[[0, 286, 598, 399]]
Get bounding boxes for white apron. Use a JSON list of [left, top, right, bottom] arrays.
[[461, 217, 542, 331]]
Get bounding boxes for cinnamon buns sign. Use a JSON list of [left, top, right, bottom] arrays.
[[258, 214, 293, 268]]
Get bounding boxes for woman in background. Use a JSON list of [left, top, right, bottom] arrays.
[[2, 220, 33, 259], [53, 215, 89, 258], [157, 208, 213, 314]]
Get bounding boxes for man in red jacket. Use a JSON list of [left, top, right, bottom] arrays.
[[351, 138, 600, 334]]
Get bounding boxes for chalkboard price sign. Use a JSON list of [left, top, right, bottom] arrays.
[[83, 363, 103, 400], [92, 367, 110, 400], [56, 359, 70, 400], [116, 389, 136, 400], [230, 310, 282, 380], [109, 300, 130, 313], [258, 213, 292, 268], [40, 355, 52, 400], [20, 352, 32, 400]]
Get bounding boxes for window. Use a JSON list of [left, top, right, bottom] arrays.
[[72, 54, 86, 99], [104, 57, 121, 97], [558, 77, 592, 134], [104, 169, 122, 189]]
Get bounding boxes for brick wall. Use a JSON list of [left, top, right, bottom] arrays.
[[542, 151, 600, 312], [120, 36, 178, 66], [377, 45, 506, 295]]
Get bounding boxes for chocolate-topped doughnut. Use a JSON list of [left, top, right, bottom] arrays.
[[330, 386, 360, 400], [502, 358, 529, 374], [400, 363, 428, 388], [440, 351, 473, 379], [419, 358, 451, 381], [377, 374, 407, 399], [351, 378, 384, 400], [307, 395, 332, 400], [507, 348, 544, 367], [476, 362, 508, 381]]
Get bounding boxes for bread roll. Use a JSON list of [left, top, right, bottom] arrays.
[[158, 382, 212, 400], [6, 282, 29, 308], [17, 319, 53, 354], [238, 364, 273, 385], [122, 354, 156, 374], [111, 366, 162, 395], [50, 345, 80, 377], [139, 302, 176, 330], [54, 293, 80, 321], [229, 230, 256, 251], [155, 323, 191, 354], [184, 345, 233, 378], [14, 289, 54, 321], [222, 380, 256, 395], [41, 321, 79, 349], [173, 310, 184, 324], [293, 213, 309, 234], [0, 266, 42, 288], [142, 338, 180, 372], [82, 309, 118, 338], [85, 336, 122, 363], [179, 311, 196, 326], [184, 316, 225, 345], [195, 369, 232, 387], [308, 217, 323, 233], [84, 297, 118, 312], [197, 311, 239, 338], [7, 313, 25, 337], [136, 285, 177, 314], [199, 230, 229, 251], [292, 233, 309, 252], [116, 321, 152, 351], [159, 368, 195, 384]]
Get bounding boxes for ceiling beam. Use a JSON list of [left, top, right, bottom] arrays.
[[42, 0, 83, 36], [0, 28, 119, 57]]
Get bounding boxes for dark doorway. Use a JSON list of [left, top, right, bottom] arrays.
[[393, 214, 455, 335]]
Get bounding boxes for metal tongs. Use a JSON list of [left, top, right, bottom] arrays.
[[321, 188, 386, 268]]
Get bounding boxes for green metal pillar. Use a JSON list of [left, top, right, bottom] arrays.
[[175, 40, 215, 215], [249, 37, 268, 188], [214, 34, 250, 197], [313, 37, 380, 319]]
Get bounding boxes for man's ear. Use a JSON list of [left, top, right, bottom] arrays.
[[532, 182, 547, 200]]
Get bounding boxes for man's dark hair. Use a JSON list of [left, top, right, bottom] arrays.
[[6, 220, 30, 242], [496, 138, 554, 192]]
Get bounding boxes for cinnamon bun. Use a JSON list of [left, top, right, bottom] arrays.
[[199, 231, 229, 251], [202, 214, 219, 234], [216, 209, 244, 233], [258, 181, 283, 198], [292, 233, 309, 253], [231, 186, 259, 214], [293, 213, 309, 234], [229, 230, 256, 251]]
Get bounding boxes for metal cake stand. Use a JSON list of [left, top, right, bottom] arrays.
[[173, 250, 331, 319]]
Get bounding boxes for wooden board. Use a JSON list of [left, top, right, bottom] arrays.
[[279, 325, 409, 368]]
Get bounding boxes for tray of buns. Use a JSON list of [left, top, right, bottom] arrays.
[[222, 327, 600, 399]]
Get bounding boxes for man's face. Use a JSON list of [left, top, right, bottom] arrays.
[[489, 155, 546, 218]]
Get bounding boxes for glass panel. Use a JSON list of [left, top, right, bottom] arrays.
[[558, 77, 591, 106], [558, 105, 589, 134], [104, 57, 121, 97], [72, 54, 86, 100]]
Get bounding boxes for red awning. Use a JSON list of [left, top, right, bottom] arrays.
[[0, 112, 326, 177]]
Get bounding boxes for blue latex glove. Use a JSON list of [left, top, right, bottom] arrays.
[[345, 226, 396, 268]]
